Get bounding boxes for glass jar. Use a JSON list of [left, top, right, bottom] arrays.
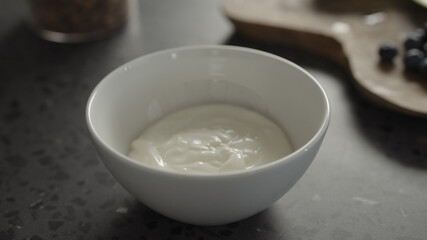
[[28, 0, 129, 43]]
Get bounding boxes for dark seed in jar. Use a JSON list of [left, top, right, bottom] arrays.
[[29, 0, 128, 34]]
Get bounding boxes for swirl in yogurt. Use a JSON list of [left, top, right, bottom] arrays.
[[128, 104, 293, 173]]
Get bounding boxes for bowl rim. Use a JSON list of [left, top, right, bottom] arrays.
[[86, 44, 330, 178]]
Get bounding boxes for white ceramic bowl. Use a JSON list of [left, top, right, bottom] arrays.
[[86, 45, 330, 225]]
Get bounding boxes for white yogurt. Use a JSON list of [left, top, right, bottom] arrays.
[[128, 104, 293, 173]]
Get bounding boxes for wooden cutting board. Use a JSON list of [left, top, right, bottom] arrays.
[[223, 0, 427, 117]]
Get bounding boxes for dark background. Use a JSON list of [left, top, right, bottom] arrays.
[[1, 0, 426, 239]]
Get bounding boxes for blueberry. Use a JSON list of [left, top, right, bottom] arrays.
[[379, 42, 398, 62], [415, 28, 426, 35], [418, 58, 427, 79], [404, 32, 424, 50], [415, 28, 427, 41], [404, 48, 425, 71], [423, 42, 427, 52]]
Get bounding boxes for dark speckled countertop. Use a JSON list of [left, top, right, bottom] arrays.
[[1, 1, 427, 240]]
